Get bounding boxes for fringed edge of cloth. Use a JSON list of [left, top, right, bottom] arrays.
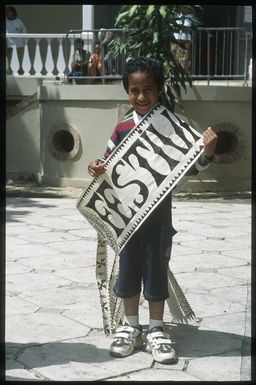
[[96, 236, 196, 336], [166, 268, 195, 323], [96, 236, 124, 335]]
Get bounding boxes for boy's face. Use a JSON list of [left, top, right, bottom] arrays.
[[127, 71, 162, 116]]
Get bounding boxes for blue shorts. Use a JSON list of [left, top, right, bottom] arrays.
[[113, 196, 176, 301]]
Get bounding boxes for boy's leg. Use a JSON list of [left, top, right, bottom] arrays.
[[123, 293, 140, 316], [110, 235, 143, 357], [147, 300, 177, 364], [148, 300, 165, 320], [148, 300, 165, 331], [123, 293, 140, 328], [110, 294, 143, 357]]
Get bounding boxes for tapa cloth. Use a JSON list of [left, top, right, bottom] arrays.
[[77, 104, 204, 334]]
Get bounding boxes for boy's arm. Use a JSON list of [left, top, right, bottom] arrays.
[[88, 159, 106, 177], [186, 127, 218, 176], [88, 124, 120, 177]]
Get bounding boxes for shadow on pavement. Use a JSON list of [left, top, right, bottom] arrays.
[[5, 326, 251, 371], [165, 323, 251, 357]]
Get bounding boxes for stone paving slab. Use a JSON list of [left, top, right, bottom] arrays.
[[12, 334, 153, 381], [200, 312, 249, 336], [184, 291, 246, 318], [186, 352, 244, 381], [6, 311, 91, 345], [170, 252, 247, 273], [5, 195, 252, 381]]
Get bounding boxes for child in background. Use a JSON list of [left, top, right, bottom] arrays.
[[88, 42, 104, 81], [68, 38, 90, 84]]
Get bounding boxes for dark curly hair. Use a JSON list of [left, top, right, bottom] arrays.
[[122, 56, 165, 94]]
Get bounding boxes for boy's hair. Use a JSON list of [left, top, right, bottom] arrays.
[[122, 56, 165, 93]]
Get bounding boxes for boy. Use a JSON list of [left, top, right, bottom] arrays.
[[88, 57, 217, 364]]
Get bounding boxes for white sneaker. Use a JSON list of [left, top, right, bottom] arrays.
[[146, 326, 177, 364], [110, 325, 143, 357]]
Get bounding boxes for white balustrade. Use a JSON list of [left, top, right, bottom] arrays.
[[6, 33, 92, 78], [6, 29, 251, 83]]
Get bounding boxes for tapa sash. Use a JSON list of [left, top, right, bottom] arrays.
[[77, 104, 204, 334]]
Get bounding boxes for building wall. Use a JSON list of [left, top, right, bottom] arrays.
[[8, 4, 121, 33], [94, 5, 122, 29], [10, 4, 82, 33], [6, 100, 40, 180], [8, 5, 251, 34], [6, 83, 251, 192]]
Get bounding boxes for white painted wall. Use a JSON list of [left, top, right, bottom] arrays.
[[6, 83, 252, 192]]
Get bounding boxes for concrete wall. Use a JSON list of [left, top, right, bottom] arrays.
[[6, 82, 251, 192], [6, 100, 40, 181], [176, 86, 252, 192], [10, 5, 82, 33], [38, 84, 127, 187]]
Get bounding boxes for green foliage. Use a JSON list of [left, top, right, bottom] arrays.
[[107, 4, 201, 111]]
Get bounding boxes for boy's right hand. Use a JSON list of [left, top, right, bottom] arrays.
[[88, 159, 106, 177]]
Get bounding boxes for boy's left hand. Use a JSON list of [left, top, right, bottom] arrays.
[[202, 127, 218, 158]]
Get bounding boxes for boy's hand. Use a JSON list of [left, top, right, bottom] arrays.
[[202, 127, 218, 158], [88, 159, 106, 177]]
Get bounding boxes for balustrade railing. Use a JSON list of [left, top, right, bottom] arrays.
[[6, 27, 252, 85], [191, 27, 252, 85]]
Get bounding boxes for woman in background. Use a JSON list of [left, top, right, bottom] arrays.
[[6, 6, 27, 74]]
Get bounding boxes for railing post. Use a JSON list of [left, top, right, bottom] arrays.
[[45, 38, 55, 77], [207, 31, 210, 85], [22, 39, 31, 76], [34, 38, 43, 77], [243, 31, 249, 86], [56, 38, 66, 78], [10, 45, 20, 76]]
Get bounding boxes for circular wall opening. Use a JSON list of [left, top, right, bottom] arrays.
[[215, 131, 239, 155], [48, 123, 81, 160], [52, 130, 75, 153], [212, 122, 246, 164]]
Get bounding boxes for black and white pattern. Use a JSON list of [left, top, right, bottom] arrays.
[[77, 104, 204, 255]]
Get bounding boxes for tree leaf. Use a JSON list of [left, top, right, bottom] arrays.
[[128, 5, 139, 18], [146, 5, 155, 18], [159, 6, 167, 18], [153, 32, 159, 44]]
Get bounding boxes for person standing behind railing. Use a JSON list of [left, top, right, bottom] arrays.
[[67, 38, 91, 84], [172, 11, 193, 74], [88, 42, 104, 83], [6, 6, 27, 74]]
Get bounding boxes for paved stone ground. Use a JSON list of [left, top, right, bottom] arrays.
[[5, 187, 252, 381]]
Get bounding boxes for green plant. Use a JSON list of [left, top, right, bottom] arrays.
[[107, 4, 201, 111]]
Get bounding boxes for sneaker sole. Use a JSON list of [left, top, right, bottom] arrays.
[[152, 350, 178, 365], [154, 356, 178, 364]]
